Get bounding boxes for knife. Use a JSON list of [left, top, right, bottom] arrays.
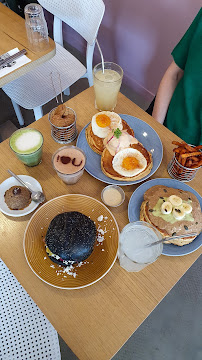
[[0, 49, 27, 68]]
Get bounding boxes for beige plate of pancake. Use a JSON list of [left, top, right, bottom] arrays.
[[23, 194, 119, 289]]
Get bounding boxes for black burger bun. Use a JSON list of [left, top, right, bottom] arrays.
[[45, 211, 97, 265]]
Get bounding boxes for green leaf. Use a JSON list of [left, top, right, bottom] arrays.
[[114, 128, 122, 139]]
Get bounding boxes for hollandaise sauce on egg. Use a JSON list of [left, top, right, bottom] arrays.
[[91, 111, 123, 138], [112, 148, 147, 177]]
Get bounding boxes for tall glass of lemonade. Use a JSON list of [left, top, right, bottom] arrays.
[[93, 62, 123, 111]]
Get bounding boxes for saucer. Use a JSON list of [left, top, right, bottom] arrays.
[[0, 175, 43, 217]]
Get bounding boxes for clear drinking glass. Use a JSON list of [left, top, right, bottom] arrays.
[[52, 146, 86, 185], [93, 62, 123, 111], [9, 128, 44, 167], [118, 221, 163, 272], [24, 3, 49, 52]]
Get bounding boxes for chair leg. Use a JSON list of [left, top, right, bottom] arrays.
[[33, 106, 43, 121], [11, 99, 24, 126], [63, 87, 70, 96]]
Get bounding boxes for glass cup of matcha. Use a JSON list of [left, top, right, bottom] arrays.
[[9, 128, 44, 167]]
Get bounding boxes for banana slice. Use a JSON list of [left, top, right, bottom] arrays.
[[168, 195, 182, 207], [173, 207, 185, 220], [181, 202, 192, 214], [161, 201, 172, 215]]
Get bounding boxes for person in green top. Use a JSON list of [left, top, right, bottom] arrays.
[[148, 8, 202, 146]]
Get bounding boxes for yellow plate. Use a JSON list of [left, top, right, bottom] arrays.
[[23, 194, 119, 289]]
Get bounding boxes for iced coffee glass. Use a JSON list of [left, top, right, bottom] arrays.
[[93, 62, 123, 111], [52, 146, 86, 184]]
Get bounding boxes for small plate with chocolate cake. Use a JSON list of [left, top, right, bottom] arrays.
[[0, 175, 43, 217]]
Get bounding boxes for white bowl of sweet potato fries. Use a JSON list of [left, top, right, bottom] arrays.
[[167, 141, 202, 182]]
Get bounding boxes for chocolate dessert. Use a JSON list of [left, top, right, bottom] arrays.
[[4, 186, 31, 210]]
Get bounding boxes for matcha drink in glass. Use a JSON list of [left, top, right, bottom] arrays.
[[9, 128, 44, 167]]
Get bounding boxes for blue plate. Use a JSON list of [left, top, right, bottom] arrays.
[[128, 178, 202, 256], [76, 114, 163, 186]]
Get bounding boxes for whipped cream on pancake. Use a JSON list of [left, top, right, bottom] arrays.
[[103, 129, 138, 156]]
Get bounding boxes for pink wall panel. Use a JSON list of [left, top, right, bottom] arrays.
[[45, 1, 201, 103]]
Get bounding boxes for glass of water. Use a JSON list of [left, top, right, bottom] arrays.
[[24, 3, 49, 52], [118, 221, 163, 272]]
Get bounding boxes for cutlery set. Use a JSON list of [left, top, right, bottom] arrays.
[[0, 49, 27, 69]]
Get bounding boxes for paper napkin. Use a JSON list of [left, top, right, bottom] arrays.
[[0, 47, 31, 78]]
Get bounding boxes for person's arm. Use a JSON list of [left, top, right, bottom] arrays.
[[152, 61, 184, 124]]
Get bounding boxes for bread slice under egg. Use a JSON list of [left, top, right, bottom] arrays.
[[85, 119, 134, 155], [101, 142, 153, 181]]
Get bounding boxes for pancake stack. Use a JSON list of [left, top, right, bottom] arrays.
[[140, 185, 202, 246], [85, 111, 153, 181]]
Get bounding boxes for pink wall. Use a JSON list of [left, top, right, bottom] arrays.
[[45, 1, 201, 102], [97, 1, 201, 101]]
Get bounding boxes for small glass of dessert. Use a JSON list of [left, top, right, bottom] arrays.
[[52, 146, 86, 184], [48, 104, 77, 144], [101, 185, 125, 207]]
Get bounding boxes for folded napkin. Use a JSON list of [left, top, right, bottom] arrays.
[[0, 47, 31, 78]]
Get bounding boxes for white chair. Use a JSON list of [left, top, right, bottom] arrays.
[[2, 0, 105, 125], [0, 258, 61, 360]]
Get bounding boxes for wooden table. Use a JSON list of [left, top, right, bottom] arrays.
[[0, 87, 201, 360], [0, 3, 55, 87]]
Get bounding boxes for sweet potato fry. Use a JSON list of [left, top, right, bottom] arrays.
[[184, 144, 197, 152], [181, 151, 201, 158], [179, 148, 186, 154], [173, 147, 182, 153], [171, 139, 202, 171], [197, 159, 202, 167], [172, 141, 183, 146], [185, 158, 193, 167], [191, 156, 200, 161]]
